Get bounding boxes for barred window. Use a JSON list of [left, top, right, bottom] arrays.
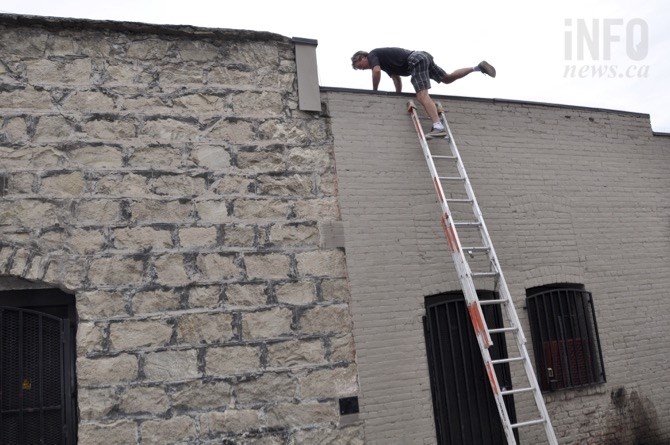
[[526, 285, 606, 392]]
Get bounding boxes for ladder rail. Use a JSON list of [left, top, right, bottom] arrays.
[[408, 100, 558, 445]]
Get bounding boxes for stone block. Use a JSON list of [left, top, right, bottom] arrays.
[[232, 198, 290, 220], [265, 401, 338, 428], [141, 118, 200, 142], [33, 115, 74, 142], [206, 345, 260, 377], [113, 226, 173, 251], [153, 253, 191, 286], [78, 420, 137, 445], [320, 279, 350, 303], [179, 226, 218, 249], [269, 222, 319, 247], [88, 256, 145, 287], [296, 249, 346, 278], [77, 321, 105, 355], [191, 144, 232, 170], [188, 286, 221, 309], [196, 253, 240, 281], [83, 117, 136, 140], [77, 290, 128, 320], [119, 385, 169, 414], [199, 409, 262, 434], [109, 319, 173, 350], [1, 116, 29, 143], [78, 387, 118, 420], [40, 172, 86, 197], [267, 339, 324, 369], [235, 372, 296, 403], [275, 281, 315, 306], [139, 416, 196, 445], [175, 312, 234, 345], [77, 354, 138, 385], [132, 289, 182, 314], [225, 283, 267, 307], [223, 224, 257, 247], [241, 307, 293, 340], [169, 380, 232, 410], [236, 148, 285, 173], [299, 305, 352, 334], [144, 349, 200, 381], [129, 199, 194, 224], [210, 174, 254, 195], [127, 146, 183, 169], [151, 174, 207, 197], [298, 365, 359, 399], [257, 174, 313, 197], [205, 119, 254, 144], [194, 200, 230, 223], [244, 253, 291, 280]]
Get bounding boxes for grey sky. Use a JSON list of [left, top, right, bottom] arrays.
[[2, 0, 668, 132]]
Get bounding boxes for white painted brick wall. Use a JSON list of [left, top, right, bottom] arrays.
[[325, 89, 670, 444]]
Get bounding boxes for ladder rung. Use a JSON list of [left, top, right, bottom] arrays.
[[446, 198, 473, 204], [488, 326, 519, 335], [501, 386, 535, 396], [479, 299, 507, 306], [454, 221, 481, 227], [511, 418, 547, 429], [431, 155, 457, 160], [491, 356, 525, 365], [463, 246, 490, 252], [471, 271, 498, 277], [438, 176, 465, 181]]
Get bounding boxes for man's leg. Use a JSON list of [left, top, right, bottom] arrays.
[[442, 67, 475, 84], [416, 89, 439, 123]]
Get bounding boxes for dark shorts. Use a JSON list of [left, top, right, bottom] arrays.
[[407, 51, 447, 92]]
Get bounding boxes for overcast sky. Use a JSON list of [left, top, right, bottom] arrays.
[[2, 0, 668, 132]]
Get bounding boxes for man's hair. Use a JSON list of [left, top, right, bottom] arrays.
[[351, 51, 368, 68]]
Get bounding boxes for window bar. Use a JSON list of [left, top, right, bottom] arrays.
[[18, 311, 25, 445], [455, 301, 477, 440], [38, 315, 45, 441], [430, 306, 448, 441], [574, 291, 592, 385], [0, 309, 4, 434], [448, 303, 467, 442], [540, 293, 554, 389], [433, 305, 453, 441], [588, 293, 607, 383]]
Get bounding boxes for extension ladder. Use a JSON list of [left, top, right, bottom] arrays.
[[408, 101, 558, 445]]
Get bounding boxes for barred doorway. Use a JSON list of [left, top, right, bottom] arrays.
[[0, 288, 77, 445], [424, 291, 518, 445]]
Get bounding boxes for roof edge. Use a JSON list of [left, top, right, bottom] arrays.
[[0, 12, 290, 42], [320, 86, 650, 120]]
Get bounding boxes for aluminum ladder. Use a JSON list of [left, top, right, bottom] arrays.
[[408, 100, 558, 445]]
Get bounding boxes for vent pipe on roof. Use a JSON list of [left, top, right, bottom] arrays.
[[291, 37, 321, 112]]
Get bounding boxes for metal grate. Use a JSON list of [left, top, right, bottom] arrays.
[[526, 288, 606, 392], [424, 291, 518, 445], [1, 307, 66, 444]]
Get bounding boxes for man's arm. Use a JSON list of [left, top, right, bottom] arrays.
[[391, 75, 402, 93], [371, 66, 381, 91]]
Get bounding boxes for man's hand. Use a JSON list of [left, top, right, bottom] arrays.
[[391, 75, 402, 93], [371, 66, 381, 91]]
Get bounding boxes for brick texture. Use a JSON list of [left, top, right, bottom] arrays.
[[325, 89, 670, 444]]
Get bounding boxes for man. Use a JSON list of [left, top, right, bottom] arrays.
[[351, 48, 496, 137]]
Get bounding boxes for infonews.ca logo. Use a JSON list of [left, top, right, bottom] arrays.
[[564, 18, 649, 78]]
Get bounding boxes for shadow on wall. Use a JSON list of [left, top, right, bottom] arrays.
[[604, 387, 663, 445]]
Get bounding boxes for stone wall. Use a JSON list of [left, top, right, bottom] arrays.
[[0, 15, 363, 444]]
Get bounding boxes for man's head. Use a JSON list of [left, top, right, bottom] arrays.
[[351, 51, 369, 70]]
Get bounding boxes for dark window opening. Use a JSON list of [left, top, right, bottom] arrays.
[[424, 290, 518, 445], [526, 284, 606, 392], [1, 288, 78, 445]]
